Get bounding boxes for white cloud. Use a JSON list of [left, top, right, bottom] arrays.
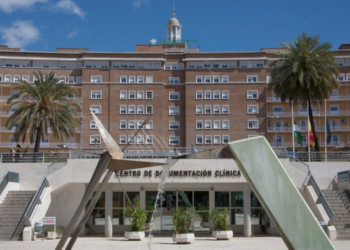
[[133, 0, 151, 9], [0, 20, 40, 49], [0, 0, 47, 13], [66, 27, 79, 38], [51, 0, 86, 19]]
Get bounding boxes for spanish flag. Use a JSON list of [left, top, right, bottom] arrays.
[[308, 119, 315, 148]]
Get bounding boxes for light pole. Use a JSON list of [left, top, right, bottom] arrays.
[[273, 116, 279, 151], [94, 138, 98, 154], [80, 117, 82, 152]]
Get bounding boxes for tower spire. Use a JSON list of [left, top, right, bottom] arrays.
[[173, 1, 175, 17]]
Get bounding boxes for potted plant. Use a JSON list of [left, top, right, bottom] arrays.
[[124, 199, 147, 241], [197, 206, 209, 228], [210, 208, 233, 240], [172, 207, 196, 244]]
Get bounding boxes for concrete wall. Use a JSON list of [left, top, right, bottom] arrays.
[[0, 182, 19, 204]]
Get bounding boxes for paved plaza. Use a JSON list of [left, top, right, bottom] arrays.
[[0, 236, 349, 250]]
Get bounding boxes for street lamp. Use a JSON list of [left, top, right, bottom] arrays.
[[273, 116, 279, 151]]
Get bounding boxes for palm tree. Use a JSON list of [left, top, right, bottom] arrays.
[[6, 71, 81, 152], [268, 33, 339, 152]]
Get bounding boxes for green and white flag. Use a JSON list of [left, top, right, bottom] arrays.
[[293, 119, 303, 147]]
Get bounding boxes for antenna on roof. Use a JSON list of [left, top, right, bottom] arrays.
[[173, 0, 175, 17]]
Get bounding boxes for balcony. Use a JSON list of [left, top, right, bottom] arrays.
[[267, 111, 350, 117], [0, 142, 80, 148], [269, 141, 342, 148], [268, 125, 350, 132], [267, 95, 350, 102]]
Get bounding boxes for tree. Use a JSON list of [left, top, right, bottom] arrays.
[[6, 71, 81, 152], [268, 33, 339, 152]]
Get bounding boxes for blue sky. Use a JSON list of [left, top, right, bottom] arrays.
[[0, 0, 349, 52]]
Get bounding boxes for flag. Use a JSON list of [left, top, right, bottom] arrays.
[[293, 119, 303, 147], [308, 119, 315, 148], [326, 116, 332, 145]]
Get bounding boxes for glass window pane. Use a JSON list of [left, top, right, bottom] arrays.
[[215, 191, 229, 207], [251, 192, 261, 208], [178, 191, 192, 208], [92, 208, 105, 225], [231, 191, 243, 207], [112, 209, 124, 225], [94, 192, 105, 208], [126, 192, 140, 207], [162, 191, 176, 213], [113, 192, 124, 208], [231, 209, 244, 225], [251, 208, 263, 225], [194, 191, 209, 210]]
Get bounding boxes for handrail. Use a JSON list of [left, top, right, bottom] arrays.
[[0, 152, 69, 163], [337, 170, 350, 183], [10, 177, 49, 241], [0, 172, 19, 197], [46, 155, 69, 175], [287, 156, 309, 173]]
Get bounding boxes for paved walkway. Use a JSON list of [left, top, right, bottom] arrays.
[[0, 236, 348, 250]]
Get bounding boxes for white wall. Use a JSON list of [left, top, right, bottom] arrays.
[[0, 182, 19, 204]]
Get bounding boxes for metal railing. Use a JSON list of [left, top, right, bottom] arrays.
[[337, 170, 350, 183], [0, 152, 69, 163], [10, 177, 50, 241], [46, 155, 69, 175], [0, 172, 19, 197], [307, 175, 335, 226], [278, 151, 350, 162], [287, 156, 309, 173]]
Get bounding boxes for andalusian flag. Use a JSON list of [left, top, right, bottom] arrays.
[[293, 119, 303, 147], [308, 119, 315, 148]]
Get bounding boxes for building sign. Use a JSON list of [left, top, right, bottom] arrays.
[[42, 217, 56, 225], [115, 170, 241, 178]]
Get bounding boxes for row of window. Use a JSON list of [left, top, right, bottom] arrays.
[[337, 74, 350, 82], [90, 75, 154, 83], [271, 104, 340, 115], [195, 135, 230, 145], [194, 75, 258, 83], [335, 59, 350, 67], [187, 61, 264, 69], [90, 105, 153, 115], [90, 90, 154, 100], [90, 120, 153, 130], [195, 90, 258, 100], [0, 74, 82, 84], [196, 105, 230, 114], [196, 120, 230, 130]]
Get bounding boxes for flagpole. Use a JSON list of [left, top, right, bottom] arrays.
[[292, 101, 295, 159], [325, 100, 327, 162], [308, 101, 310, 163]]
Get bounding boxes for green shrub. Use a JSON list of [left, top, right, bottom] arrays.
[[172, 207, 195, 234], [197, 206, 209, 222], [210, 208, 230, 231], [124, 199, 147, 232]]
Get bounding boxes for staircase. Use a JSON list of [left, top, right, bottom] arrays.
[[0, 191, 35, 241], [323, 190, 350, 240]]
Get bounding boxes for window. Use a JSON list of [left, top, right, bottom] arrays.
[[213, 105, 220, 114], [240, 61, 264, 68], [213, 120, 220, 129], [347, 74, 350, 81], [196, 76, 203, 83], [128, 121, 135, 129], [137, 76, 144, 83], [120, 91, 127, 99], [204, 76, 211, 83], [91, 91, 101, 99], [128, 135, 135, 144], [146, 76, 153, 83], [76, 77, 82, 83], [137, 106, 144, 114], [90, 121, 97, 129], [144, 106, 152, 114], [22, 75, 29, 82], [129, 76, 135, 83], [222, 90, 229, 99], [196, 105, 203, 114], [187, 62, 195, 68], [58, 76, 66, 83], [221, 62, 228, 68], [214, 135, 221, 144], [273, 106, 284, 115], [335, 59, 344, 66], [146, 91, 153, 99], [5, 61, 13, 67], [205, 135, 212, 144], [13, 75, 20, 82], [90, 105, 101, 114], [222, 105, 229, 114], [338, 74, 344, 81], [101, 62, 109, 68], [213, 76, 220, 83], [222, 135, 229, 144], [117, 120, 126, 129], [137, 135, 144, 144], [213, 63, 219, 68], [196, 91, 203, 99], [247, 105, 258, 114], [146, 135, 153, 144], [213, 91, 220, 99], [204, 90, 211, 99], [247, 76, 258, 83], [91, 76, 101, 83], [204, 62, 211, 68], [169, 136, 180, 145], [129, 91, 135, 99], [169, 106, 180, 115], [229, 61, 237, 68], [0, 75, 2, 81], [4, 75, 11, 82], [196, 62, 203, 68], [222, 76, 228, 83], [248, 120, 259, 129], [129, 105, 135, 114], [120, 76, 127, 83], [196, 135, 203, 144], [222, 120, 229, 129], [247, 90, 258, 99], [345, 59, 350, 66], [145, 120, 153, 129], [137, 121, 143, 129], [169, 77, 179, 84], [169, 121, 180, 130], [330, 105, 339, 115], [90, 136, 101, 144], [169, 92, 180, 100], [196, 120, 203, 129], [119, 135, 126, 144], [120, 105, 127, 114], [164, 63, 184, 70], [205, 105, 212, 114], [205, 121, 212, 129], [67, 76, 74, 83]]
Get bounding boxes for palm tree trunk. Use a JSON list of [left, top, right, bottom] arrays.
[[307, 95, 320, 152], [34, 122, 43, 153]]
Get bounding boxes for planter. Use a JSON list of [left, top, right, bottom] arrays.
[[172, 233, 195, 244], [124, 231, 145, 241], [47, 231, 57, 239], [212, 230, 233, 240], [200, 221, 210, 228]]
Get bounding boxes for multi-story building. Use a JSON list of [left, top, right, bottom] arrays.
[[0, 11, 349, 153]]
